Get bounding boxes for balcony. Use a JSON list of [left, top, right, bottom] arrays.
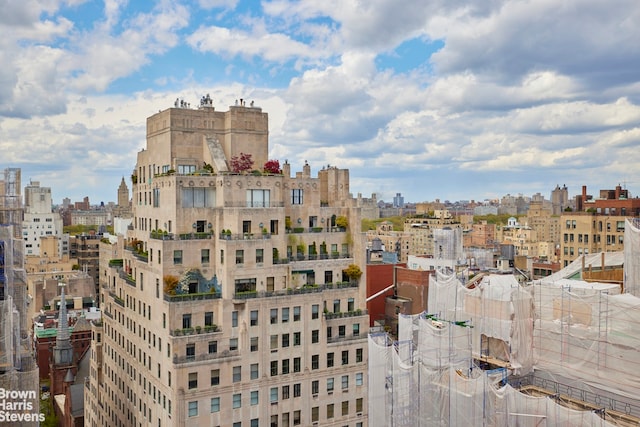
[[109, 291, 124, 307], [219, 232, 272, 241], [173, 349, 240, 365], [327, 332, 368, 344], [118, 270, 136, 287], [232, 281, 359, 300], [287, 227, 346, 234], [149, 231, 214, 241], [324, 309, 367, 320], [163, 291, 222, 302], [288, 253, 352, 262], [170, 325, 220, 337]]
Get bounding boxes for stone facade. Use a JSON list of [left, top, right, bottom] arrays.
[[85, 101, 369, 427]]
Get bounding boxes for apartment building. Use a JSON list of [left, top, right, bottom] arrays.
[[560, 185, 640, 266], [22, 181, 64, 256], [85, 99, 369, 427], [403, 210, 462, 257]]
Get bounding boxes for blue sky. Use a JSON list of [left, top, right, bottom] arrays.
[[2, 0, 640, 205]]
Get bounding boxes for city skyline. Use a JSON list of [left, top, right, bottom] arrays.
[[2, 1, 640, 203]]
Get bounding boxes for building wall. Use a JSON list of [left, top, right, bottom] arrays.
[[86, 102, 369, 427]]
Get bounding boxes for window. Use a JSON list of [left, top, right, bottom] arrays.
[[293, 332, 301, 346], [327, 327, 332, 340], [181, 187, 214, 207], [188, 372, 197, 389], [312, 304, 319, 319], [230, 338, 238, 351], [293, 410, 301, 426], [342, 375, 349, 389], [270, 334, 278, 349], [356, 372, 363, 386], [342, 350, 349, 365], [178, 164, 196, 174], [173, 250, 183, 265], [282, 359, 290, 374], [186, 344, 195, 359], [348, 297, 354, 312], [251, 390, 259, 405], [210, 397, 220, 413], [270, 387, 278, 403], [312, 406, 319, 422], [205, 311, 213, 327], [293, 306, 301, 321], [211, 369, 219, 386], [232, 311, 238, 327], [291, 189, 303, 205], [353, 323, 360, 336], [312, 330, 319, 343], [356, 348, 363, 363], [293, 357, 301, 373], [271, 361, 278, 376], [342, 400, 349, 416], [333, 299, 340, 313], [282, 307, 290, 323], [282, 385, 290, 399], [270, 309, 278, 324], [339, 325, 346, 337], [182, 314, 192, 329], [293, 383, 301, 397], [312, 354, 319, 370], [327, 377, 334, 392], [236, 250, 244, 264], [233, 393, 241, 409], [208, 341, 217, 354], [282, 333, 290, 348], [233, 366, 241, 382], [247, 189, 271, 207], [251, 420, 258, 427], [256, 248, 264, 264], [327, 403, 334, 418], [282, 413, 289, 426], [249, 310, 259, 327], [188, 401, 198, 417], [327, 352, 334, 367], [201, 249, 210, 264], [251, 337, 259, 352], [251, 363, 259, 380], [312, 380, 319, 394]]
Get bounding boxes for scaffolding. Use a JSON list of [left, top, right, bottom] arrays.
[[369, 269, 639, 425], [624, 218, 640, 296], [0, 168, 39, 426]]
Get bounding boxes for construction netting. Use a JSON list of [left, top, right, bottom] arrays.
[[427, 271, 533, 374], [532, 277, 640, 400], [368, 317, 618, 426], [369, 270, 637, 426], [624, 218, 640, 297]]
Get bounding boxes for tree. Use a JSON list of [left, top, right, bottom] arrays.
[[230, 152, 254, 173], [343, 264, 362, 281], [263, 159, 281, 174]]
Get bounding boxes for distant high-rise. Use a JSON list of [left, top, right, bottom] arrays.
[[393, 192, 404, 208], [85, 98, 369, 426], [117, 176, 129, 207], [23, 181, 64, 256], [551, 184, 569, 215]]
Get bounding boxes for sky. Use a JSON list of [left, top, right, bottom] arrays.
[[2, 0, 640, 206]]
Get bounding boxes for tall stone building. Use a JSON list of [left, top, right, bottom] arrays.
[[85, 98, 369, 427], [0, 168, 41, 426]]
